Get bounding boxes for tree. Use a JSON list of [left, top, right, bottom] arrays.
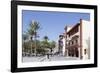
[[23, 40, 35, 56], [22, 34, 28, 56], [41, 36, 56, 56], [49, 41, 56, 55], [27, 20, 40, 56], [34, 40, 47, 55], [43, 36, 49, 48], [40, 36, 50, 54], [44, 36, 48, 40]]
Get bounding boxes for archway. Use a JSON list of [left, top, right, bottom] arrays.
[[75, 48, 79, 57]]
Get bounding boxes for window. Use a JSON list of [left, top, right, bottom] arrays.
[[76, 40, 78, 43], [84, 49, 87, 54], [68, 42, 70, 46], [72, 41, 74, 45]]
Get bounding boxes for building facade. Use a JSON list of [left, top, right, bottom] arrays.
[[58, 19, 90, 59]]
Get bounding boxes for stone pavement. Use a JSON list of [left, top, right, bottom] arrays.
[[22, 55, 80, 62]]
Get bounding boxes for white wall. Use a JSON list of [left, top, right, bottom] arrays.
[[82, 20, 90, 59], [0, 0, 99, 73], [62, 38, 66, 56]]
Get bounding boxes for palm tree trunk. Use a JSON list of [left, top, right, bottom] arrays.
[[23, 41, 25, 56], [31, 37, 33, 56], [34, 35, 37, 56]]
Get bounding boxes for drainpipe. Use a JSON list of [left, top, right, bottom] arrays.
[[80, 19, 83, 59]]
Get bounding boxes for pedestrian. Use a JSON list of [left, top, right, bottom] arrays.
[[47, 54, 49, 59]]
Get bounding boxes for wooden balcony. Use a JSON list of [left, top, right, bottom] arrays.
[[66, 43, 80, 49]]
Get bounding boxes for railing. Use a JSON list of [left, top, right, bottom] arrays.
[[66, 43, 80, 48]]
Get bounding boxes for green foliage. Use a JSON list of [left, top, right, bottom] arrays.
[[49, 41, 56, 49], [43, 36, 49, 41], [22, 34, 28, 40], [23, 40, 35, 53], [22, 20, 57, 56], [36, 48, 46, 55], [41, 40, 50, 48], [40, 36, 50, 49], [26, 20, 40, 40], [25, 20, 40, 55]]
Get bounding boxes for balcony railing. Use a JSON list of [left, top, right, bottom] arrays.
[[66, 43, 80, 48]]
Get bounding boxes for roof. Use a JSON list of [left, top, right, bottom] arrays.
[[67, 23, 80, 34]]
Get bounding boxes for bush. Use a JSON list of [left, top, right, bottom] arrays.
[[36, 48, 46, 55]]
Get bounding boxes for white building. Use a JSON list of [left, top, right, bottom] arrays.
[[60, 19, 90, 59]]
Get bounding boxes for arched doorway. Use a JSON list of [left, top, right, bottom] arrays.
[[75, 48, 79, 57]]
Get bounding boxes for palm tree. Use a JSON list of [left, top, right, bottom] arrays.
[[27, 20, 40, 56]]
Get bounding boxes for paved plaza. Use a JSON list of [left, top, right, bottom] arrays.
[[22, 55, 80, 62]]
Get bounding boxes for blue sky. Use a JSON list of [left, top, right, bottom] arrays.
[[22, 10, 90, 41]]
